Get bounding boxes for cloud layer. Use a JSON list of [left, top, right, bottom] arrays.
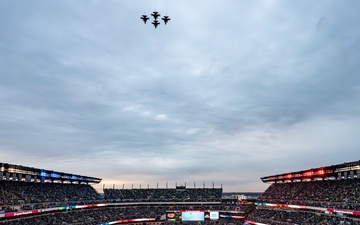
[[1, 0, 360, 192]]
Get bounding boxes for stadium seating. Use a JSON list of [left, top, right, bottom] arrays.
[[0, 180, 245, 224], [258, 179, 360, 210], [0, 180, 102, 211], [247, 178, 360, 224], [104, 188, 222, 202]]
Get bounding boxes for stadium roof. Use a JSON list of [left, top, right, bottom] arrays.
[[0, 162, 102, 184], [261, 160, 360, 183]]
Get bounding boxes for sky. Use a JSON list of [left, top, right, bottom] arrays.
[[0, 0, 360, 193]]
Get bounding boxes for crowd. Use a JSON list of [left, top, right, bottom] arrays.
[[7, 176, 360, 224], [160, 220, 244, 225], [0, 181, 224, 213], [0, 205, 244, 225], [258, 179, 360, 210], [0, 180, 102, 212], [246, 178, 360, 224], [247, 208, 360, 225], [104, 188, 223, 202], [0, 180, 248, 224]]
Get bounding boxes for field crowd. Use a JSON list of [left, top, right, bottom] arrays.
[[1, 177, 360, 224], [258, 179, 360, 210]]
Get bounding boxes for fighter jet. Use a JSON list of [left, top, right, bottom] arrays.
[[151, 11, 160, 20], [162, 16, 170, 25], [140, 15, 149, 24], [152, 20, 160, 29]]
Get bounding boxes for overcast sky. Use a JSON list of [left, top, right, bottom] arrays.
[[1, 0, 360, 192]]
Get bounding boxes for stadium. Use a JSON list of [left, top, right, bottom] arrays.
[[1, 1, 360, 225], [0, 160, 359, 225]]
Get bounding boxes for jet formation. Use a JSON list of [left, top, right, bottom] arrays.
[[141, 11, 170, 29]]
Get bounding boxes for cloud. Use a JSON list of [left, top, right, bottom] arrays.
[[1, 0, 360, 192]]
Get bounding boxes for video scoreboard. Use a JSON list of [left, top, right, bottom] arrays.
[[166, 210, 220, 222]]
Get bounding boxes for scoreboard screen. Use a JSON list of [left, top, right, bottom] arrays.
[[182, 211, 204, 221], [166, 211, 182, 222], [209, 211, 219, 220], [166, 210, 219, 222]]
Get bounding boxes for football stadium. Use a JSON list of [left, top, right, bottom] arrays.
[[2, 1, 360, 225], [0, 160, 359, 225]]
